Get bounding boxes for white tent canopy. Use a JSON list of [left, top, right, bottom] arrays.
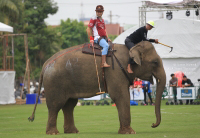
[[114, 19, 200, 58], [146, 0, 200, 4], [113, 19, 200, 84], [0, 22, 13, 32], [147, 0, 183, 4]]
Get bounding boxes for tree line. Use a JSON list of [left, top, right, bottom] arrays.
[[0, 0, 88, 80]]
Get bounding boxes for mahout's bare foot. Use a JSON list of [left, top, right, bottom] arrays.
[[101, 62, 110, 68], [127, 67, 133, 73]]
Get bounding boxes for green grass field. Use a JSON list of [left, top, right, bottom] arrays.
[[0, 100, 200, 138]]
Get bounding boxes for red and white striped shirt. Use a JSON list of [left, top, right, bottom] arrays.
[[88, 16, 106, 40]]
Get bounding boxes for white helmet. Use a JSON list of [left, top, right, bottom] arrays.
[[146, 20, 155, 28]]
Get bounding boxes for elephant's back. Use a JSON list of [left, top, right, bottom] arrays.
[[43, 43, 128, 70], [43, 44, 84, 69]]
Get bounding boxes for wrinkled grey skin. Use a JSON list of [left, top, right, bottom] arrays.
[[29, 41, 166, 135]]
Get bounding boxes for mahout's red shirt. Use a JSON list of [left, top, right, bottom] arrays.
[[88, 16, 106, 40]]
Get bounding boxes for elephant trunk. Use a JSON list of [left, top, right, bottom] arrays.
[[152, 67, 166, 128]]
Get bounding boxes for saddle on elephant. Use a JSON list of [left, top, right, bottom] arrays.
[[82, 41, 114, 56]]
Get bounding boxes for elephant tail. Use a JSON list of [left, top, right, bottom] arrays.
[[28, 72, 43, 122]]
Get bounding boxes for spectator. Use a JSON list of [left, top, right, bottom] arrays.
[[182, 75, 194, 105], [134, 78, 142, 100], [134, 78, 142, 88], [130, 78, 137, 89], [142, 80, 154, 105], [169, 73, 178, 104], [130, 78, 137, 100], [130, 78, 142, 100]]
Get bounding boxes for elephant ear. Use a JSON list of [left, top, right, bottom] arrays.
[[129, 47, 141, 66]]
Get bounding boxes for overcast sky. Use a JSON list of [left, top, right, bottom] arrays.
[[44, 0, 200, 26]]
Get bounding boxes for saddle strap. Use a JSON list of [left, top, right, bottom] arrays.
[[111, 52, 114, 70], [110, 43, 115, 70], [102, 68, 108, 93], [112, 51, 133, 85], [100, 48, 131, 94]]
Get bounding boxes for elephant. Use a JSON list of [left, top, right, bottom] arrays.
[[28, 41, 166, 135]]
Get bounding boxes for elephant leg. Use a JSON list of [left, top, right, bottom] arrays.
[[46, 94, 66, 135], [46, 108, 60, 135], [109, 90, 136, 134], [62, 98, 79, 134]]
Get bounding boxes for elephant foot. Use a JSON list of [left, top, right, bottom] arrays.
[[118, 126, 136, 134], [64, 126, 79, 134], [46, 128, 60, 135]]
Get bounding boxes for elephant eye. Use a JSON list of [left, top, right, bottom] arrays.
[[152, 60, 158, 64]]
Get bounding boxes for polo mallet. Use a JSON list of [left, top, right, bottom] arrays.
[[158, 42, 173, 53], [91, 44, 105, 95]]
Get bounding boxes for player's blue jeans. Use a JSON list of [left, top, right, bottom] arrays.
[[94, 38, 109, 55]]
